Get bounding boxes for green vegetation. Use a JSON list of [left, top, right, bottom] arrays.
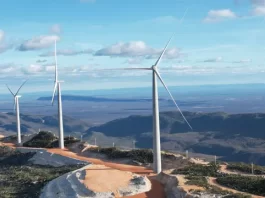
[[171, 162, 220, 177], [185, 176, 208, 188], [23, 131, 57, 148], [216, 175, 265, 196], [227, 162, 265, 175], [88, 147, 153, 163], [0, 145, 83, 198], [23, 131, 80, 148]]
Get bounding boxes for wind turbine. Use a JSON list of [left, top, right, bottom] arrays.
[[6, 80, 28, 145], [98, 12, 191, 174], [99, 35, 193, 173], [51, 39, 65, 149]]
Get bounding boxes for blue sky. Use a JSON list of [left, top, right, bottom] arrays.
[[1, 0, 265, 93]]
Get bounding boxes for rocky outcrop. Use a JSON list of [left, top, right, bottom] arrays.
[[40, 165, 115, 198], [155, 172, 193, 198], [16, 147, 88, 167]]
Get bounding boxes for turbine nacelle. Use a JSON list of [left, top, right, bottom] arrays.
[[151, 65, 157, 70]]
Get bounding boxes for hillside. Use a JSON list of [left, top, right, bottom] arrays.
[[0, 112, 92, 136], [85, 111, 265, 165]]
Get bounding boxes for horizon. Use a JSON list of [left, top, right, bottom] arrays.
[[0, 82, 264, 97]]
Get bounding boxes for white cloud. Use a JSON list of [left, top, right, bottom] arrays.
[[0, 30, 4, 43], [203, 57, 223, 62], [17, 35, 60, 51], [252, 5, 265, 15], [250, 0, 265, 15], [203, 9, 237, 23], [233, 59, 252, 63], [94, 41, 182, 59], [39, 48, 94, 57], [0, 30, 13, 54], [126, 57, 143, 64], [50, 24, 62, 34]]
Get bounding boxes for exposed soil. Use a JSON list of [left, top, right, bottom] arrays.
[[83, 164, 133, 197]]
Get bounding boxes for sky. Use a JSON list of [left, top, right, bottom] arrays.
[[1, 0, 265, 93]]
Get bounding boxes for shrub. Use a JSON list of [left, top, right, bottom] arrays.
[[86, 147, 153, 163], [216, 175, 265, 196], [23, 131, 57, 148], [171, 162, 220, 177], [51, 136, 80, 148], [185, 176, 208, 188], [227, 162, 265, 175]]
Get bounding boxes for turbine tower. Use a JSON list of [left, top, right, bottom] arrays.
[[6, 80, 28, 145], [51, 39, 65, 149]]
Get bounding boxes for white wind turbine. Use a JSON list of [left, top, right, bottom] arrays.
[[122, 37, 193, 173], [6, 80, 28, 145], [51, 39, 65, 149], [98, 10, 191, 174]]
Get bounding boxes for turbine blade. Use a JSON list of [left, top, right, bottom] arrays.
[[54, 39, 58, 82], [180, 7, 189, 25], [51, 83, 58, 106], [154, 70, 193, 130], [153, 36, 174, 67], [153, 8, 189, 68], [6, 84, 15, 96], [15, 79, 28, 96], [94, 68, 151, 71]]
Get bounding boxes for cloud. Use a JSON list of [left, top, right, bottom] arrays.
[[36, 59, 47, 63], [125, 57, 143, 64], [0, 30, 14, 54], [94, 41, 182, 59], [252, 5, 265, 15], [250, 0, 265, 15], [0, 30, 4, 43], [50, 24, 62, 34], [203, 9, 237, 23], [233, 59, 252, 63], [251, 0, 265, 6], [39, 48, 94, 57], [17, 35, 60, 51], [203, 57, 223, 62]]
